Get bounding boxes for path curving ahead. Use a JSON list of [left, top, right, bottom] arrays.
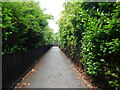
[[17, 46, 88, 88]]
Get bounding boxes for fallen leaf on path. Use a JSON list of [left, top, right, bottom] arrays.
[[22, 78, 25, 80], [22, 82, 27, 86], [31, 69, 36, 72], [17, 83, 20, 86], [14, 86, 17, 89], [27, 83, 30, 86]]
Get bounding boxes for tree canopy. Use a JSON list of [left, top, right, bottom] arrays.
[[2, 1, 54, 54]]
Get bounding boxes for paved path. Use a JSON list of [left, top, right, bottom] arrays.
[[17, 46, 88, 88]]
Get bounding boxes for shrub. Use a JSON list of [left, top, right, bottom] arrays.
[[59, 2, 120, 88], [2, 1, 54, 54]]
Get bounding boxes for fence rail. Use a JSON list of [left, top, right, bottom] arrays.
[[2, 45, 52, 89]]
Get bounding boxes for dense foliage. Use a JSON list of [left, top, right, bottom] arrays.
[[52, 32, 59, 45], [0, 2, 1, 26], [2, 1, 54, 54], [59, 2, 120, 88]]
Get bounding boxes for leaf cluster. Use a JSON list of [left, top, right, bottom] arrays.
[[2, 1, 54, 54], [59, 2, 120, 88]]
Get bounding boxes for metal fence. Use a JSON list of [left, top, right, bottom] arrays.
[[2, 45, 52, 89]]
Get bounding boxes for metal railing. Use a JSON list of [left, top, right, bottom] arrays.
[[2, 45, 52, 89]]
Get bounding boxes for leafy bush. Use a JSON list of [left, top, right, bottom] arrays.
[[59, 2, 120, 88], [81, 2, 120, 87], [2, 1, 54, 54]]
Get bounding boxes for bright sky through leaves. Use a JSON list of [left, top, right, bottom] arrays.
[[35, 0, 65, 33]]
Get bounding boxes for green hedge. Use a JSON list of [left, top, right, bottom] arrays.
[[59, 2, 120, 88], [2, 1, 54, 54]]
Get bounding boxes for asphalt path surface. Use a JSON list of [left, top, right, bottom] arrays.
[[17, 46, 88, 88]]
